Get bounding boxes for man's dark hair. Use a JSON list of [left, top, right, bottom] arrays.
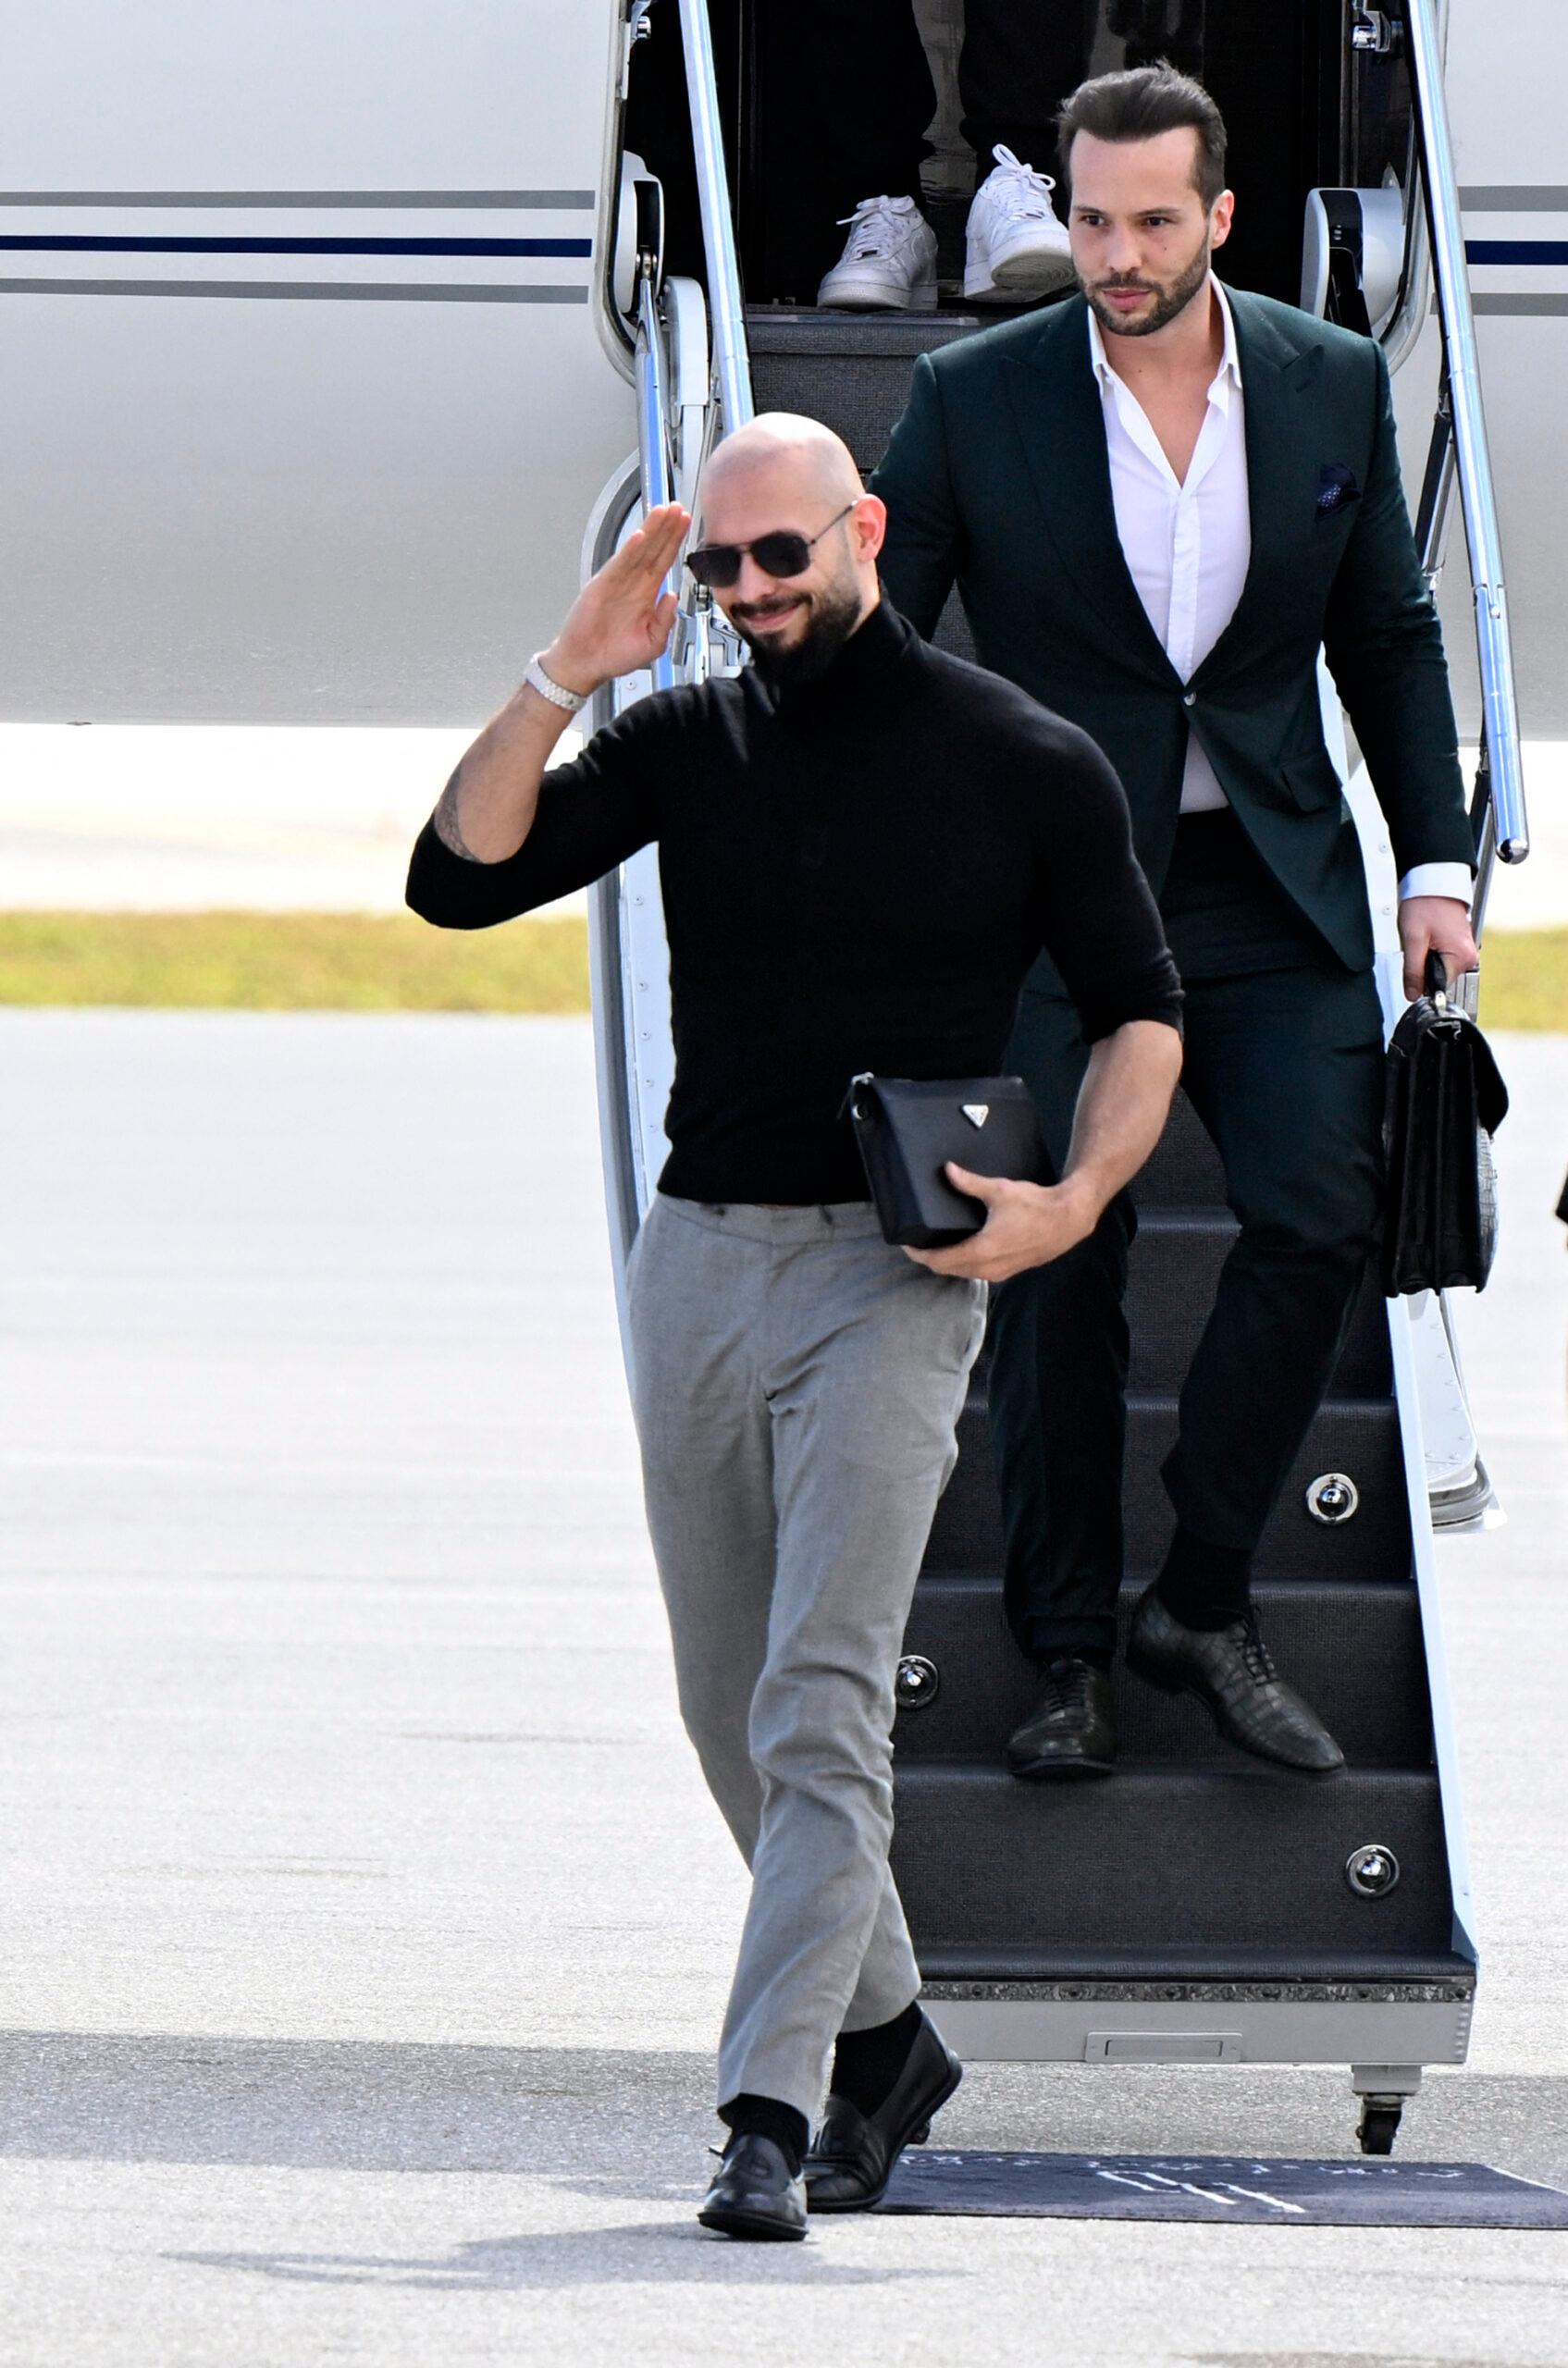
[[1056, 62, 1228, 208]]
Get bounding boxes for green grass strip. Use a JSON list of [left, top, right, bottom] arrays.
[[0, 911, 1562, 1028], [1475, 931, 1568, 1034], [0, 910, 591, 1013]]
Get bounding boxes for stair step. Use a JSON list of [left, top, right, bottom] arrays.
[[890, 1764, 1451, 1959], [748, 310, 982, 476], [895, 1576, 1431, 1768], [1117, 1215, 1390, 1396], [919, 1945, 1474, 1988], [928, 1396, 1410, 1579]]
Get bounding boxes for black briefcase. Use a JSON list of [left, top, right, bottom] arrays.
[[846, 1072, 1050, 1248], [1380, 954, 1509, 1296]]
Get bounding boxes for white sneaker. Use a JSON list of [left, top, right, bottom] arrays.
[[963, 145, 1075, 303], [817, 194, 939, 312]]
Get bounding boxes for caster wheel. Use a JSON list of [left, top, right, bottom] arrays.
[[1358, 2101, 1402, 2155]]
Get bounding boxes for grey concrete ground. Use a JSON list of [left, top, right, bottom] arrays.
[[1, 1009, 1565, 2366]]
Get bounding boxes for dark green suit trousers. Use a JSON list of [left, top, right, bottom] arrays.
[[989, 821, 1386, 1659]]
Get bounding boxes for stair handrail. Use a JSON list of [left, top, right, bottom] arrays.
[[675, 0, 754, 441], [634, 248, 679, 696], [1401, 0, 1529, 931]]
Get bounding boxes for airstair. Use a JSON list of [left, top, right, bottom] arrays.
[[591, 0, 1530, 2152]]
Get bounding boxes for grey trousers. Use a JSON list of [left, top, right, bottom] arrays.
[[626, 1193, 986, 2124]]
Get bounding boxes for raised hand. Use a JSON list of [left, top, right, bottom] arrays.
[[542, 503, 691, 696]]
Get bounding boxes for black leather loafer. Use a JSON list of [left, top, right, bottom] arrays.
[[698, 2132, 808, 2241], [805, 2012, 962, 2212], [1006, 1654, 1117, 1779], [1127, 1585, 1345, 1772]]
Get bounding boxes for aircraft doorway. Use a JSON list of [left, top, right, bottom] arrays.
[[726, 0, 1346, 309]]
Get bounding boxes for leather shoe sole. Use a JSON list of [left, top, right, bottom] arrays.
[[698, 2132, 808, 2241], [697, 2198, 807, 2242]]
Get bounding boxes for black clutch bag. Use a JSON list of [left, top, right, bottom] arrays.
[[1380, 954, 1509, 1296], [846, 1072, 1051, 1248]]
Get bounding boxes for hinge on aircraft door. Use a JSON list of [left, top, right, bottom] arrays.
[[623, 0, 657, 98], [1351, 8, 1404, 54]]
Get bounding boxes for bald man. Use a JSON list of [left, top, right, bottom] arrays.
[[407, 416, 1183, 2239]]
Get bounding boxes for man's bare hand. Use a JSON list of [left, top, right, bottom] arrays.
[[1398, 893, 1478, 1003], [904, 1164, 1100, 1283], [543, 502, 690, 696]]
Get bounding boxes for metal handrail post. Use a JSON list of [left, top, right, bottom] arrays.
[[636, 262, 678, 693], [676, 0, 754, 433], [1403, 0, 1529, 882]]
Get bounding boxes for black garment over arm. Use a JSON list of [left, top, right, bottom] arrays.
[[1024, 722, 1180, 1047]]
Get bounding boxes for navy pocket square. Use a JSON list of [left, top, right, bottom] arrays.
[[1315, 462, 1362, 518]]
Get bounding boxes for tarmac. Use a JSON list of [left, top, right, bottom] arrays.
[[2, 1007, 1565, 2366]]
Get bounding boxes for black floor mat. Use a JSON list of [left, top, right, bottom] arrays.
[[878, 2151, 1568, 2227]]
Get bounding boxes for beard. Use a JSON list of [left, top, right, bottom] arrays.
[[1081, 232, 1212, 339], [735, 577, 865, 687]]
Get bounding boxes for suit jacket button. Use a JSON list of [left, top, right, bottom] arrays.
[[1182, 691, 1197, 707]]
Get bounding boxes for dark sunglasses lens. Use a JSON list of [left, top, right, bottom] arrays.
[[748, 532, 812, 579], [685, 545, 739, 590]]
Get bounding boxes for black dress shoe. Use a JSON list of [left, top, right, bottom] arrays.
[[698, 2132, 808, 2241], [805, 2012, 962, 2211], [1007, 1654, 1117, 1779], [1127, 1585, 1345, 1772]]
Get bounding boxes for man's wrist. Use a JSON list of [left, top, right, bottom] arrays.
[[1044, 1170, 1105, 1244], [537, 641, 601, 701]]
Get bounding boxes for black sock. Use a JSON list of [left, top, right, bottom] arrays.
[[830, 2000, 923, 2115], [717, 2092, 808, 2177], [1155, 1524, 1253, 1632], [1038, 1645, 1113, 1674]]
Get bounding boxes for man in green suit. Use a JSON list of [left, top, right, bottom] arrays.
[[873, 62, 1478, 1776]]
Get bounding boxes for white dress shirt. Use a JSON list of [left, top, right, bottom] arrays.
[[1088, 283, 1470, 903]]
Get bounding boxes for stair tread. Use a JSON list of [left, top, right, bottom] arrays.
[[920, 1947, 1475, 1986], [914, 1568, 1414, 1593], [898, 1758, 1435, 1782], [964, 1388, 1398, 1414], [892, 1763, 1452, 1954]]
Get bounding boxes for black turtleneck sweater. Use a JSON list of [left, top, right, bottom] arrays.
[[406, 599, 1182, 1205]]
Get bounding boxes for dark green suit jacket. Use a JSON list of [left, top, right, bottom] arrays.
[[871, 287, 1474, 972]]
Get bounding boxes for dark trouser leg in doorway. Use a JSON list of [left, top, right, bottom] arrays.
[[754, 0, 938, 300], [958, 0, 1096, 173]]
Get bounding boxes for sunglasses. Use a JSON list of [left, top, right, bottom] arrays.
[[685, 502, 857, 591]]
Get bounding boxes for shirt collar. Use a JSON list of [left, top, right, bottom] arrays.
[[759, 589, 914, 722], [1087, 276, 1241, 401]]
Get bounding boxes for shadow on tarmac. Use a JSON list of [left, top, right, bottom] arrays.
[[172, 2224, 949, 2290]]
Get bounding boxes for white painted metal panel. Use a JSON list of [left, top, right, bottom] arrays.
[[932, 1997, 1474, 2066], [0, 3, 632, 722]]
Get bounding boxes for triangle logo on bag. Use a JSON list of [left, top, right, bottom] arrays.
[[961, 1104, 990, 1128]]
